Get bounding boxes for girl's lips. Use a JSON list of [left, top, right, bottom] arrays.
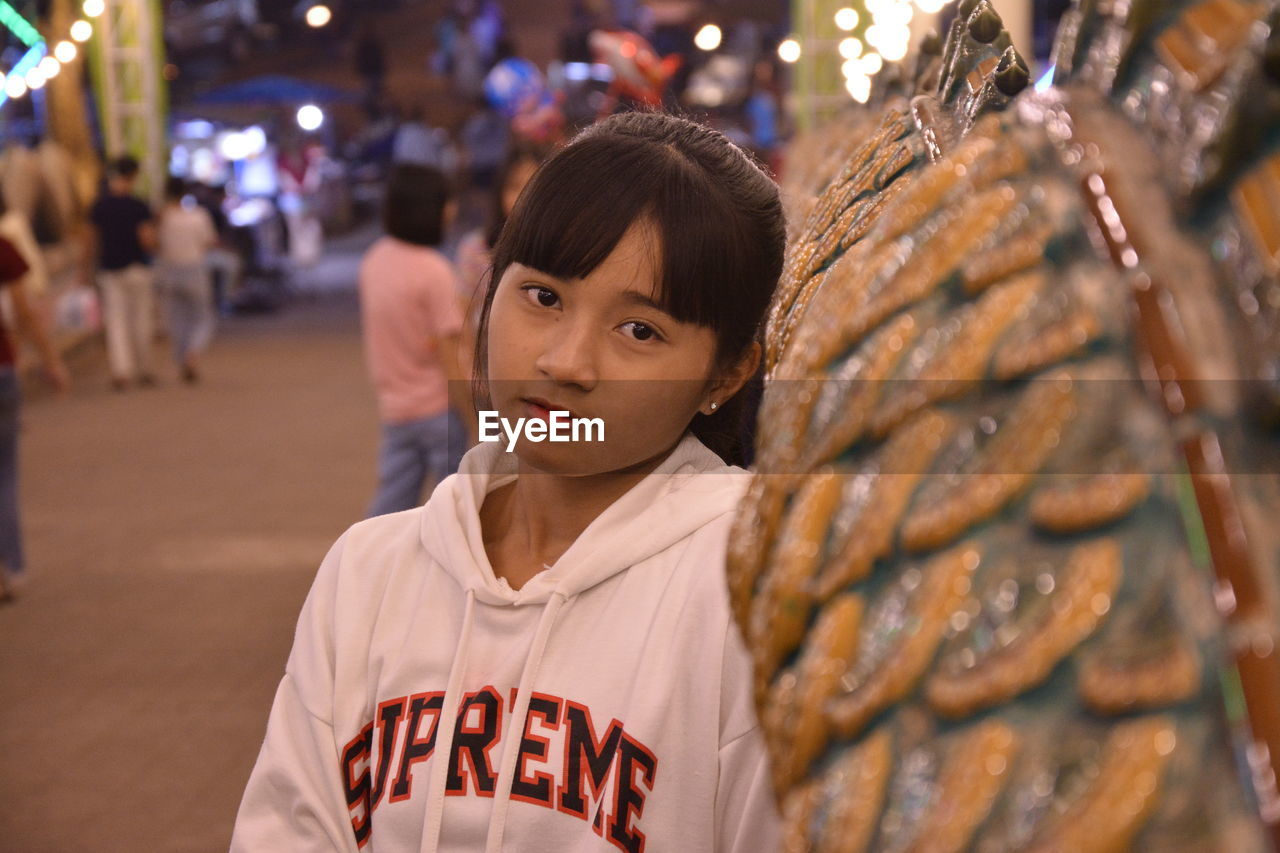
[[523, 398, 575, 420]]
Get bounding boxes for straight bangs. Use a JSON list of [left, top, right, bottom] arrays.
[[492, 134, 758, 355]]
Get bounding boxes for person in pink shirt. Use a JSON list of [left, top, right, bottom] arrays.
[[360, 165, 470, 516]]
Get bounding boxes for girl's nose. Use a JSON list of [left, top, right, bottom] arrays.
[[534, 319, 599, 391]]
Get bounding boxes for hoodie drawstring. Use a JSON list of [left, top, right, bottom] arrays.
[[483, 591, 567, 853], [418, 589, 568, 852], [422, 588, 476, 851]]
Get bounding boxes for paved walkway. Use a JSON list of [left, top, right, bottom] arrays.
[[0, 246, 384, 851]]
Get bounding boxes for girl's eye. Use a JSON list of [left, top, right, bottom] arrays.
[[621, 321, 661, 342], [521, 285, 559, 308]]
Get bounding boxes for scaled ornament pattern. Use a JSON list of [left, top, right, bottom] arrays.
[[735, 0, 1280, 850]]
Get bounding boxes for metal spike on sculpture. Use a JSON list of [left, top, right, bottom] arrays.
[[733, 0, 1280, 849]]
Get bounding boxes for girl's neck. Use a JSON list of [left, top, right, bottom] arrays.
[[479, 442, 679, 590]]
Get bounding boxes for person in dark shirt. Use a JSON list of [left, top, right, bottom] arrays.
[[196, 183, 243, 315], [0, 234, 70, 601], [84, 155, 157, 390]]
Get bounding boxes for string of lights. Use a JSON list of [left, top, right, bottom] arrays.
[[0, 0, 103, 103], [778, 0, 950, 104]]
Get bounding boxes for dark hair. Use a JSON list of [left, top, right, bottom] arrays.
[[164, 176, 186, 200], [485, 141, 552, 249], [109, 155, 140, 179], [474, 111, 786, 465], [383, 164, 450, 247]]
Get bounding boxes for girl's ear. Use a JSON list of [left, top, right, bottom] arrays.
[[702, 341, 761, 414]]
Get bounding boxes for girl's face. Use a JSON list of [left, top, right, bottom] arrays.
[[485, 221, 737, 476]]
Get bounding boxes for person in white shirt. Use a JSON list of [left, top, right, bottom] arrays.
[[232, 111, 786, 852], [156, 176, 217, 383], [392, 105, 459, 176]]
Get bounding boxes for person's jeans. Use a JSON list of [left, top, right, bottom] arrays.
[[0, 368, 24, 576], [98, 264, 155, 381], [367, 410, 465, 518], [206, 247, 243, 312], [159, 264, 217, 364]]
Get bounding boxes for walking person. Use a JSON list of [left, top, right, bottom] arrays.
[[156, 177, 218, 383], [0, 234, 70, 601], [195, 183, 243, 315], [84, 155, 157, 391], [359, 164, 469, 518], [233, 112, 785, 851], [0, 187, 48, 302]]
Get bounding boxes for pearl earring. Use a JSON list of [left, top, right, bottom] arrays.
[[708, 401, 718, 412]]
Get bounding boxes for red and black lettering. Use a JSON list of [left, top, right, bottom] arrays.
[[608, 735, 658, 853], [557, 701, 624, 820], [340, 722, 374, 847], [390, 692, 444, 801], [510, 694, 562, 807], [371, 697, 407, 810], [341, 688, 658, 850], [446, 687, 503, 796]]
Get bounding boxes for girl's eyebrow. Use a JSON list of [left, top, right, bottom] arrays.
[[619, 289, 670, 315]]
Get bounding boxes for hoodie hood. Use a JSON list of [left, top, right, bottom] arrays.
[[419, 432, 748, 606]]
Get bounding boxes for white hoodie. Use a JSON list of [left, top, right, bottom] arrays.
[[231, 434, 780, 853]]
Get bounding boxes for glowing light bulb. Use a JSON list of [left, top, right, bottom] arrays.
[[694, 24, 722, 51], [879, 27, 911, 61], [70, 20, 93, 41], [296, 104, 324, 131], [834, 7, 859, 30], [55, 41, 78, 63], [304, 5, 332, 28], [865, 0, 893, 20], [845, 73, 871, 103], [5, 75, 27, 99], [38, 56, 61, 79], [777, 38, 801, 63], [881, 2, 914, 26], [82, 0, 105, 18], [839, 37, 863, 60]]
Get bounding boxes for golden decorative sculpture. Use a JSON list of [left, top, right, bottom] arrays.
[[736, 1, 1280, 849]]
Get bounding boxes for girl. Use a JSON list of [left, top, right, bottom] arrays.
[[232, 111, 785, 852], [361, 164, 469, 518]]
